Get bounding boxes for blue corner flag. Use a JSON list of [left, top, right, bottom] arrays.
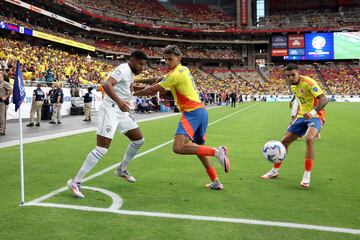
[[12, 60, 26, 112]]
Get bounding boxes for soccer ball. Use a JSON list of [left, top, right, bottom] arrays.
[[262, 140, 287, 164]]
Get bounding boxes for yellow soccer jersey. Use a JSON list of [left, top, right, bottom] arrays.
[[291, 75, 325, 121], [159, 64, 203, 112]]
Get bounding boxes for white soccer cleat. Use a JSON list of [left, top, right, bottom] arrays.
[[300, 171, 311, 188], [67, 179, 85, 198], [206, 180, 224, 190], [261, 169, 279, 179], [114, 167, 136, 183]]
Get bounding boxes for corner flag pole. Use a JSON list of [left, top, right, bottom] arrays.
[[19, 105, 25, 206], [13, 60, 27, 207]]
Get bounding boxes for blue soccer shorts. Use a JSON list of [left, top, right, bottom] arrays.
[[287, 117, 324, 136], [176, 108, 208, 145]]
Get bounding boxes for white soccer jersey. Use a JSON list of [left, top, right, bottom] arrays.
[[97, 63, 138, 138], [103, 63, 134, 104]]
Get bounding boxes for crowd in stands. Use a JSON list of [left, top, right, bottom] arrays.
[[175, 3, 232, 23], [95, 41, 132, 54], [0, 12, 242, 60], [60, 0, 235, 29], [265, 63, 360, 96], [258, 7, 360, 29], [0, 38, 113, 89], [181, 47, 241, 60], [0, 36, 359, 99], [265, 64, 329, 95], [318, 64, 360, 95], [202, 68, 262, 95]]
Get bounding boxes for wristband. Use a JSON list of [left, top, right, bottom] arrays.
[[309, 109, 317, 117]]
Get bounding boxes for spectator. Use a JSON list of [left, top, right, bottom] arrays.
[[45, 65, 55, 87]]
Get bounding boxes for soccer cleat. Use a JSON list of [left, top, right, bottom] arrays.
[[26, 123, 34, 127], [216, 146, 230, 173], [206, 180, 224, 190], [261, 169, 279, 179], [67, 179, 85, 198], [35, 123, 40, 127], [114, 166, 136, 183], [49, 121, 56, 124], [300, 171, 311, 188]]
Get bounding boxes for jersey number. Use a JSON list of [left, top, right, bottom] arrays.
[[298, 97, 306, 104]]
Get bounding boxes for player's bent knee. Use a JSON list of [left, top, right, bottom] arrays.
[[173, 144, 185, 154], [305, 136, 315, 145], [94, 146, 108, 158], [131, 138, 145, 149]]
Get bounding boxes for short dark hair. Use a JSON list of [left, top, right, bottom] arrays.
[[130, 51, 148, 61], [285, 63, 299, 71], [163, 45, 182, 56]]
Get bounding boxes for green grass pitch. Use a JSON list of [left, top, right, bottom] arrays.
[[1, 102, 359, 240]]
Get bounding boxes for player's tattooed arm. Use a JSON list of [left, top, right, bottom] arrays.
[[304, 94, 328, 119], [314, 94, 328, 113]]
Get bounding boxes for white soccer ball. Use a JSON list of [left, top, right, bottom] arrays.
[[262, 140, 287, 164]]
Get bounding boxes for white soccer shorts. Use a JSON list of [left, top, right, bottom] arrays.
[[96, 101, 138, 139]]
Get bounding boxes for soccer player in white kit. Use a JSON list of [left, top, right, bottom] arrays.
[[67, 51, 148, 198]]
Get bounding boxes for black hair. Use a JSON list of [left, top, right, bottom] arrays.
[[130, 51, 148, 61], [285, 63, 299, 71]]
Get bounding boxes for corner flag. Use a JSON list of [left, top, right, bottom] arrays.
[[13, 60, 27, 207], [13, 60, 26, 111]]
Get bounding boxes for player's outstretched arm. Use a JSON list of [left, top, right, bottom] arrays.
[[103, 77, 130, 112], [133, 83, 164, 97], [136, 76, 163, 85]]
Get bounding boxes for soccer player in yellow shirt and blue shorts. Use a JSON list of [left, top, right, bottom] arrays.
[[134, 45, 230, 190], [261, 63, 328, 188]]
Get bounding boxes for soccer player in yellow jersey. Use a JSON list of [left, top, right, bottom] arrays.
[[133, 45, 230, 190], [261, 63, 328, 188]]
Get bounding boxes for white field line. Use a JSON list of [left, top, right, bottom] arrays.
[[26, 202, 360, 235], [81, 186, 123, 210]]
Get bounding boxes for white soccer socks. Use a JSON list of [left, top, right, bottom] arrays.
[[119, 138, 145, 171], [74, 146, 108, 183]]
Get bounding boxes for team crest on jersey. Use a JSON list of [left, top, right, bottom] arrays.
[[312, 87, 318, 92], [106, 126, 112, 133], [300, 89, 305, 94]]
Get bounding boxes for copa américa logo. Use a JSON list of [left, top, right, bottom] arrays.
[[312, 36, 326, 50]]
